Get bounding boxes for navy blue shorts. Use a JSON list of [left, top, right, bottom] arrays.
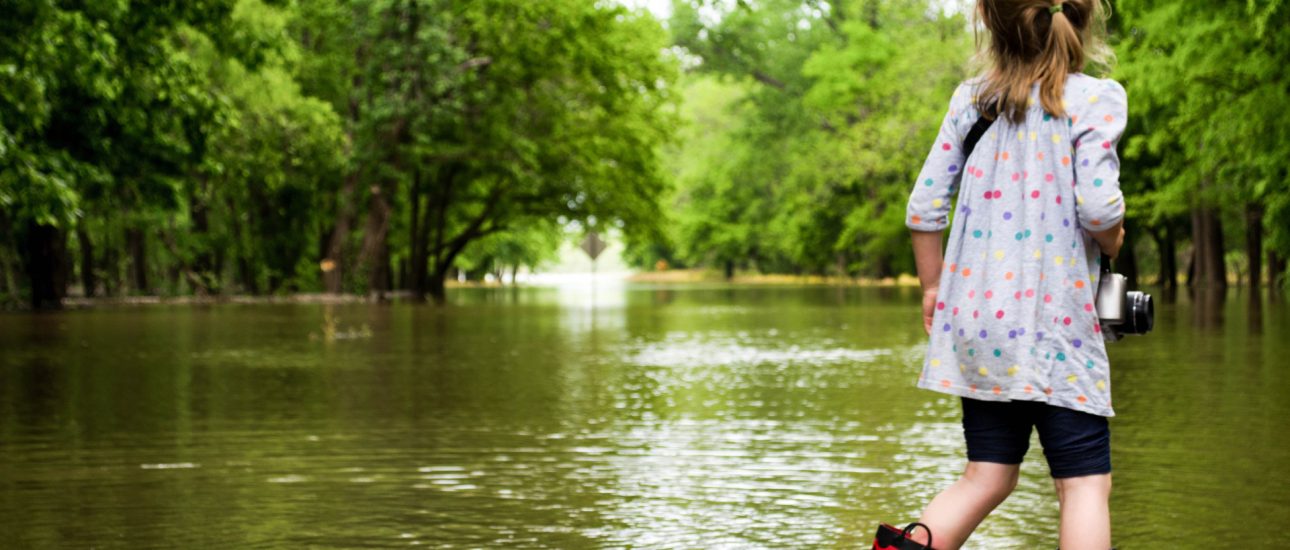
[[960, 397, 1111, 478]]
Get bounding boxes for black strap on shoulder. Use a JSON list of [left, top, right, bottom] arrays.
[[962, 103, 998, 159]]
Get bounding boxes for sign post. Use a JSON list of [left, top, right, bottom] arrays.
[[580, 232, 607, 273], [580, 232, 607, 301]]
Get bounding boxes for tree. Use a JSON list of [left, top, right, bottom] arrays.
[[348, 0, 679, 301], [1117, 0, 1290, 297], [0, 1, 236, 308], [641, 0, 969, 278]]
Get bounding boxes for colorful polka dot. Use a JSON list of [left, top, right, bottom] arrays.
[[910, 82, 1122, 414]]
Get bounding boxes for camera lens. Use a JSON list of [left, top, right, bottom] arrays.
[[1127, 291, 1154, 335]]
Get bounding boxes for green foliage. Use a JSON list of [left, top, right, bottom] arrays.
[[638, 0, 970, 277], [3, 0, 1286, 305], [1116, 0, 1290, 289], [0, 0, 679, 305]]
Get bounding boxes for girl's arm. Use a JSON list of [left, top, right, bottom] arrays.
[[912, 230, 943, 335], [1089, 221, 1125, 259], [907, 83, 969, 334], [1072, 79, 1129, 258]]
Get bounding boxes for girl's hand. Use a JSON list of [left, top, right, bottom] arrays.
[[922, 287, 938, 335], [1091, 221, 1125, 259]]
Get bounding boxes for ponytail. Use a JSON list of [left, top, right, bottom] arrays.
[[974, 0, 1112, 124], [1037, 4, 1084, 120]]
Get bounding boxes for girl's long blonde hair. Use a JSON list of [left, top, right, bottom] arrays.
[[973, 0, 1114, 123]]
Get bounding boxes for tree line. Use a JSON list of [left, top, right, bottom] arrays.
[[3, 1, 1286, 310], [0, 0, 675, 308], [623, 0, 1290, 301]]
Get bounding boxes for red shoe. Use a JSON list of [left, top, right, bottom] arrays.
[[873, 522, 934, 550]]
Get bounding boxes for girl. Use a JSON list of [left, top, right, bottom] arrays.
[[903, 1, 1125, 549]]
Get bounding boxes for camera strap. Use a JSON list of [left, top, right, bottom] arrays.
[[963, 103, 1112, 276], [962, 103, 998, 159]]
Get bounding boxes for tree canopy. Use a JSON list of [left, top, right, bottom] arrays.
[[1, 0, 1286, 309], [0, 0, 677, 307]]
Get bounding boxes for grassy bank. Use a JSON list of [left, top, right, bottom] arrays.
[[625, 268, 922, 286]]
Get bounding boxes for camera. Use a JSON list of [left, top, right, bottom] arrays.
[[1095, 255, 1154, 341]]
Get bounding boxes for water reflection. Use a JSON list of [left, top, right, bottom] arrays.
[[0, 285, 1286, 547]]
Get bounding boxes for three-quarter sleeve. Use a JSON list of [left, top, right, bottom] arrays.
[[1071, 79, 1127, 232], [906, 84, 971, 232]]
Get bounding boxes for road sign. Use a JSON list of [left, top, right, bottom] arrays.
[[580, 232, 607, 261]]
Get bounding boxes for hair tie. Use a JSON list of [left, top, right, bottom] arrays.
[[1049, 3, 1064, 14]]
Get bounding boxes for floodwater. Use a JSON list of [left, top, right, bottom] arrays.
[[1, 282, 1286, 548]]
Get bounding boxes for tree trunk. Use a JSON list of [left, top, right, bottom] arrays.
[[190, 182, 217, 293], [1118, 230, 1139, 289], [1190, 206, 1226, 294], [724, 260, 734, 280], [378, 238, 392, 298], [408, 169, 429, 301], [1246, 204, 1263, 296], [1269, 250, 1285, 296], [1160, 224, 1178, 294], [428, 268, 447, 304], [101, 230, 118, 298], [126, 227, 148, 294], [21, 222, 67, 310], [76, 224, 95, 297], [875, 253, 894, 279], [322, 172, 359, 294], [0, 213, 20, 300], [358, 184, 393, 296], [239, 256, 259, 294]]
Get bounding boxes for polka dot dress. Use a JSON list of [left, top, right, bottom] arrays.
[[906, 74, 1127, 417]]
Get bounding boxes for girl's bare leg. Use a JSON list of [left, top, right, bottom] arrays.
[[907, 461, 1020, 549], [1053, 473, 1112, 550]]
